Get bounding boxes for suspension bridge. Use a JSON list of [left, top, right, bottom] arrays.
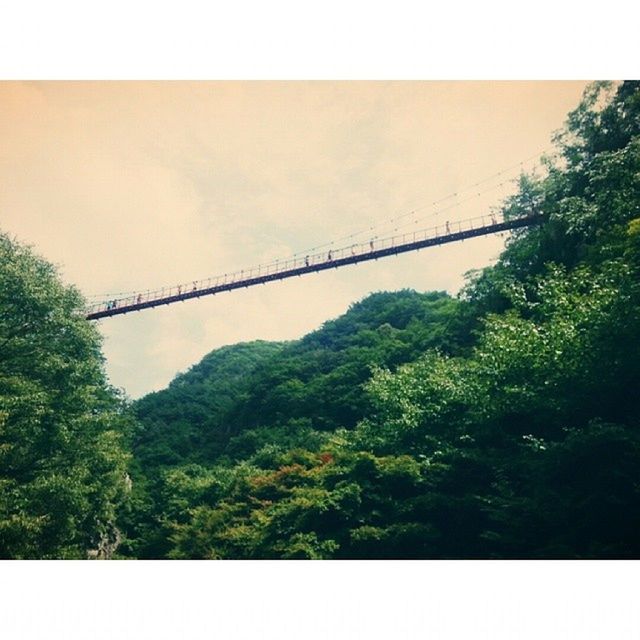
[[86, 211, 542, 320]]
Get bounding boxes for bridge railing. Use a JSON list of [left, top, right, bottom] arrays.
[[85, 211, 510, 316]]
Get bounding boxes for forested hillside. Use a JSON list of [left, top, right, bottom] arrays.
[[2, 81, 639, 560], [125, 81, 640, 559], [122, 290, 467, 557]]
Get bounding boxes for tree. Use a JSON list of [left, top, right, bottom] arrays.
[[0, 232, 131, 558]]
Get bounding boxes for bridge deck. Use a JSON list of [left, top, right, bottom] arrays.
[[86, 214, 541, 320]]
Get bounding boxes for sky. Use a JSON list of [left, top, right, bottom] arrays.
[[0, 81, 589, 398]]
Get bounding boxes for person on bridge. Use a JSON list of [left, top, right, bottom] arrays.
[[327, 250, 332, 261], [136, 294, 142, 304], [305, 255, 309, 267], [369, 239, 374, 251]]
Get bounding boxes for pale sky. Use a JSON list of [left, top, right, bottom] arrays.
[[0, 81, 589, 398]]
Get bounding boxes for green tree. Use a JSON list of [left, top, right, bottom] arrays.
[[0, 232, 131, 558]]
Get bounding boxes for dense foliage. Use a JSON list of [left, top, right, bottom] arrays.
[[0, 234, 131, 558], [127, 81, 640, 559], [133, 340, 287, 468], [123, 290, 466, 557]]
